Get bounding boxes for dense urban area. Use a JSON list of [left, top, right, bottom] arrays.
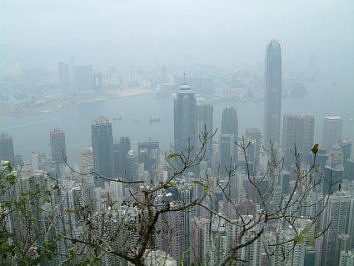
[[1, 1, 354, 266]]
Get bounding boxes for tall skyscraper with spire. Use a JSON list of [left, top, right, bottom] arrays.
[[264, 40, 282, 146], [174, 84, 197, 154]]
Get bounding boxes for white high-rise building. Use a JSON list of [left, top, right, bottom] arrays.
[[321, 192, 351, 265], [339, 250, 354, 266]]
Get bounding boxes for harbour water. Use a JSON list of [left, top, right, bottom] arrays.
[[1, 76, 353, 163]]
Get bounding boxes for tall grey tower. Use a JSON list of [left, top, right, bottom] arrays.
[[50, 128, 66, 164], [174, 84, 197, 154], [0, 133, 15, 165], [282, 114, 314, 169], [196, 98, 213, 161], [91, 116, 114, 187], [221, 106, 238, 163], [264, 40, 282, 146], [245, 128, 262, 175]]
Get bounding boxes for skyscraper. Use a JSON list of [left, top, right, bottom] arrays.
[[79, 147, 93, 173], [174, 84, 197, 154], [126, 149, 139, 179], [264, 40, 282, 146], [321, 192, 351, 266], [219, 133, 239, 201], [221, 106, 238, 137], [0, 133, 15, 165], [138, 140, 159, 182], [196, 99, 213, 160], [245, 128, 262, 175], [282, 114, 314, 169], [322, 116, 343, 151], [219, 134, 235, 178], [221, 106, 238, 163], [50, 128, 67, 164], [113, 137, 131, 178], [323, 143, 344, 194], [156, 185, 193, 264], [91, 116, 114, 187]]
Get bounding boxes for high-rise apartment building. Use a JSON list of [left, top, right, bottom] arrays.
[[50, 128, 66, 164], [264, 40, 282, 146], [91, 116, 114, 187], [174, 84, 197, 154], [282, 114, 314, 169], [156, 186, 193, 264], [203, 215, 228, 265], [339, 250, 354, 266], [322, 116, 343, 151], [321, 192, 351, 266], [0, 133, 15, 165]]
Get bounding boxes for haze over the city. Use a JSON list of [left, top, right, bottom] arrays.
[[1, 0, 353, 69], [2, 1, 354, 266]]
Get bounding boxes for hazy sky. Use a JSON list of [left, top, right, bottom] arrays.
[[1, 0, 354, 67]]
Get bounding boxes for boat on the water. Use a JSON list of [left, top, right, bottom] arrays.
[[149, 117, 160, 122]]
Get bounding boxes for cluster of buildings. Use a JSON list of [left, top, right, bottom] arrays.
[[1, 40, 354, 265], [58, 62, 104, 92]]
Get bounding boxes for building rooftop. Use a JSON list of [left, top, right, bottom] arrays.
[[93, 115, 110, 124], [179, 84, 191, 91], [325, 116, 342, 120]]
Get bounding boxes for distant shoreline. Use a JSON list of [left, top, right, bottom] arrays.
[[0, 88, 151, 117]]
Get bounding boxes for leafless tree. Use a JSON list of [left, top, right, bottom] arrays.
[[1, 129, 329, 265]]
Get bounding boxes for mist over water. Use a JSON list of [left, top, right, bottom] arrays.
[[1, 71, 353, 162]]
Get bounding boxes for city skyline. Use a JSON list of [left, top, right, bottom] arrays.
[[1, 1, 354, 263]]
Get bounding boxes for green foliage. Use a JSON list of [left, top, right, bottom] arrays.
[[0, 162, 64, 265], [166, 151, 179, 159], [311, 144, 319, 154], [294, 227, 314, 245]]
